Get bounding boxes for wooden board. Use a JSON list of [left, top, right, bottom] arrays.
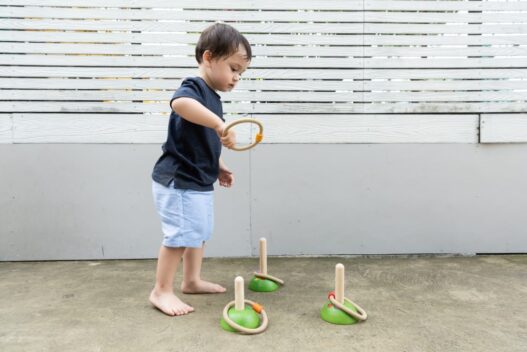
[[480, 114, 527, 143]]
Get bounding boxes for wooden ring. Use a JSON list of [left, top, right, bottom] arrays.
[[222, 299, 269, 334], [254, 272, 285, 285], [329, 296, 368, 321], [223, 118, 264, 151]]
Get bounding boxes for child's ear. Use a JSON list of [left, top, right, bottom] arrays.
[[202, 50, 213, 66]]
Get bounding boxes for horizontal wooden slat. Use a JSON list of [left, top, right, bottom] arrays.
[[1, 101, 525, 114], [2, 78, 526, 91], [2, 7, 362, 22], [4, 0, 359, 10], [1, 18, 527, 34], [3, 30, 527, 46], [3, 89, 526, 103], [2, 6, 527, 23], [3, 11, 512, 24], [0, 55, 364, 68], [1, 54, 526, 68], [3, 42, 527, 57], [245, 102, 527, 114], [258, 114, 479, 143], [5, 113, 478, 144], [9, 113, 252, 143], [480, 114, 527, 143], [11, 113, 168, 143], [2, 67, 526, 80], [0, 101, 244, 113], [2, 0, 527, 11]]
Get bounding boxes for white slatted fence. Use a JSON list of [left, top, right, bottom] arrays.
[[0, 0, 526, 143]]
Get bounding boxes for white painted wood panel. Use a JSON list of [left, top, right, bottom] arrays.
[[5, 42, 527, 57], [2, 54, 527, 69], [11, 113, 252, 144], [2, 78, 526, 91], [2, 102, 525, 114], [239, 102, 527, 114], [1, 19, 527, 34], [12, 114, 168, 143], [2, 6, 526, 23], [9, 113, 477, 144], [257, 114, 479, 143], [480, 114, 527, 143], [0, 114, 13, 143], [2, 66, 525, 80], [2, 0, 527, 11], [1, 1, 525, 143], [0, 9, 501, 22], [3, 30, 527, 46], [3, 90, 526, 103]]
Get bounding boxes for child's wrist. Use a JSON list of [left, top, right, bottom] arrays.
[[214, 121, 225, 136]]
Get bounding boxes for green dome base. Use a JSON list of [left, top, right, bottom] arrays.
[[248, 276, 279, 292], [320, 299, 359, 325], [220, 306, 261, 333]]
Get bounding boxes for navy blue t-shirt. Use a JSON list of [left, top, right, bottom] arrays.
[[152, 77, 224, 191]]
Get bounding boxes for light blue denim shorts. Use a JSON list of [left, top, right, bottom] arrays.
[[152, 181, 214, 248]]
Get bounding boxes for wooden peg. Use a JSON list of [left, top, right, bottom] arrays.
[[335, 263, 345, 304], [259, 238, 267, 275], [234, 276, 245, 311]]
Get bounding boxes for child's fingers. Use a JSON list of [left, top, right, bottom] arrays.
[[220, 138, 236, 149], [219, 174, 233, 187]]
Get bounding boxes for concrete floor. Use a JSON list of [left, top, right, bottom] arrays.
[[1, 255, 526, 352]]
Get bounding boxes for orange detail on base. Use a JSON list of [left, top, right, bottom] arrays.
[[255, 133, 263, 143], [252, 303, 263, 314]]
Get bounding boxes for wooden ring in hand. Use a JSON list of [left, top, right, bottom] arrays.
[[223, 118, 264, 151]]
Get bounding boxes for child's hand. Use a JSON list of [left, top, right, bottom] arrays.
[[218, 167, 234, 187], [216, 123, 236, 149]]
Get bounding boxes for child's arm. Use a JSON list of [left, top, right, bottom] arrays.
[[171, 97, 235, 148], [219, 157, 230, 171]]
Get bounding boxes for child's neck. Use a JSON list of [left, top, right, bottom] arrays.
[[198, 68, 216, 92]]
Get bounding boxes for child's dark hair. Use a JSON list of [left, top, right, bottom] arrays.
[[195, 23, 252, 63]]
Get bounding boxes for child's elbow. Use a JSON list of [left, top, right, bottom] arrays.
[[171, 98, 183, 114]]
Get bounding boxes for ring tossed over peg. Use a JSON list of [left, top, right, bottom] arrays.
[[320, 263, 367, 325], [220, 276, 269, 334], [223, 118, 264, 151], [249, 238, 284, 292]]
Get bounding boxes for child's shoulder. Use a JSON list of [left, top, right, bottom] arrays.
[[179, 76, 201, 88], [178, 76, 209, 94], [178, 77, 219, 100], [174, 77, 205, 97]]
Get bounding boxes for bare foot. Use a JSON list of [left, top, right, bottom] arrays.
[[181, 280, 226, 294], [149, 289, 194, 316]]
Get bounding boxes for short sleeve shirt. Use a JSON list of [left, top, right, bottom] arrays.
[[152, 77, 223, 191]]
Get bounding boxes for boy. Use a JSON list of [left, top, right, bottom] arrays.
[[149, 23, 252, 316]]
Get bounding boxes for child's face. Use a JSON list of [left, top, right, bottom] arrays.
[[202, 45, 250, 92]]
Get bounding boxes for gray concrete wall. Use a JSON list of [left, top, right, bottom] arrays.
[[1, 143, 526, 260]]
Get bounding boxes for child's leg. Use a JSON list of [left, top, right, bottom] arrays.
[[149, 245, 195, 316], [180, 243, 226, 294]]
